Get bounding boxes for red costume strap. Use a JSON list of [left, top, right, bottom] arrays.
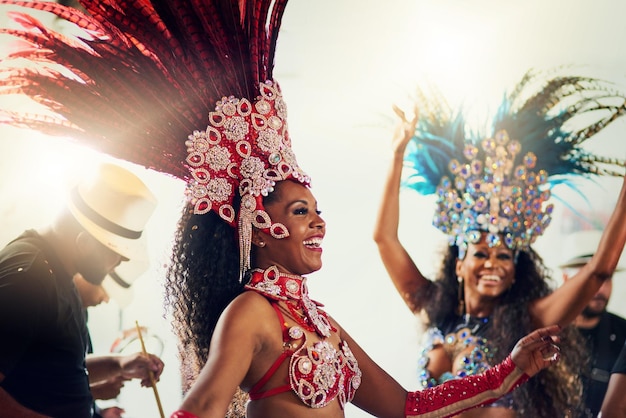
[[170, 411, 198, 418], [248, 302, 295, 400], [405, 356, 528, 418]]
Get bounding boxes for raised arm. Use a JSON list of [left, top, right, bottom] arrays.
[[530, 175, 626, 328], [373, 106, 432, 313]]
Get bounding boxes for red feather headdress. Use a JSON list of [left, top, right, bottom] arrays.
[[0, 0, 308, 275]]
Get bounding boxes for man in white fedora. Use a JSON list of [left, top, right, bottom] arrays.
[[0, 162, 162, 418], [73, 253, 164, 418], [560, 229, 626, 418]]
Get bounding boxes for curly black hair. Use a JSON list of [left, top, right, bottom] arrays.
[[164, 185, 284, 393], [418, 245, 586, 417], [164, 204, 243, 390]]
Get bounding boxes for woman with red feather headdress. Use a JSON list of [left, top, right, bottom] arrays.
[[0, 1, 562, 417]]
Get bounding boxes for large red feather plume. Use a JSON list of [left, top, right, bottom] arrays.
[[0, 0, 288, 180]]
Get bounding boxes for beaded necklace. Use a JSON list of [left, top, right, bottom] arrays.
[[244, 265, 334, 338]]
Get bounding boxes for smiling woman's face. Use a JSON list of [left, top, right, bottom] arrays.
[[253, 181, 326, 276], [456, 233, 516, 304]]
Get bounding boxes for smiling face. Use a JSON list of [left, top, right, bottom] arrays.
[[252, 180, 325, 276], [456, 232, 515, 312]]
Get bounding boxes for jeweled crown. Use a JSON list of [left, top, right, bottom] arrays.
[[185, 81, 310, 274], [403, 73, 626, 259], [434, 130, 552, 256]]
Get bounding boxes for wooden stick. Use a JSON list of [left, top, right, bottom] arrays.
[[135, 320, 165, 418]]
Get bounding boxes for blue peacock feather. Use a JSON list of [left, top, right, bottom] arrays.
[[402, 70, 626, 252], [404, 71, 626, 196]]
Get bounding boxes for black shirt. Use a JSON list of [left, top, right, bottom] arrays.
[[578, 311, 626, 418], [0, 230, 93, 417]]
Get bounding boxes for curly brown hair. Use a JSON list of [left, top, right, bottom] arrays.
[[418, 244, 587, 417]]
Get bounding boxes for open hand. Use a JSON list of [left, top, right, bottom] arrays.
[[391, 104, 419, 156], [510, 325, 561, 377]]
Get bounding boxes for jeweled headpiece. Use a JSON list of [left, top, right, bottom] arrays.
[[404, 72, 626, 257], [0, 0, 301, 275], [186, 81, 310, 273]]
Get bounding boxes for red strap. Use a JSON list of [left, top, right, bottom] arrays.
[[248, 350, 293, 400], [248, 302, 294, 400], [270, 302, 291, 342]]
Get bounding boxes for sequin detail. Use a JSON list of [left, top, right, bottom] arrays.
[[416, 316, 515, 410], [245, 266, 333, 337], [185, 81, 311, 275], [432, 130, 553, 257], [406, 356, 526, 417], [246, 266, 361, 409], [289, 336, 361, 409], [185, 81, 310, 220]]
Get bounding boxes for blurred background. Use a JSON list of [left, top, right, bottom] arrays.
[[1, 1, 626, 416]]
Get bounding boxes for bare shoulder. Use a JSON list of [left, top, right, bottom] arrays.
[[219, 291, 277, 331]]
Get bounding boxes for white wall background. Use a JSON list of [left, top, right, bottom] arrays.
[[1, 1, 626, 417]]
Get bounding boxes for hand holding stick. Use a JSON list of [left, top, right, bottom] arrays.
[[135, 320, 165, 418]]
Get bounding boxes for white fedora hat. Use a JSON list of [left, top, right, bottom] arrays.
[[559, 229, 624, 271], [102, 255, 150, 308], [67, 163, 157, 260]]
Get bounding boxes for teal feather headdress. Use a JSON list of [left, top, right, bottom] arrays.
[[403, 71, 626, 257]]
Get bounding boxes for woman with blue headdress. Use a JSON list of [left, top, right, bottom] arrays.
[[374, 72, 626, 417]]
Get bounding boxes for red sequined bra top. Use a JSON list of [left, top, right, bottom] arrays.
[[245, 266, 362, 409]]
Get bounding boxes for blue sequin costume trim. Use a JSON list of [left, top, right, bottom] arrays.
[[417, 315, 515, 410]]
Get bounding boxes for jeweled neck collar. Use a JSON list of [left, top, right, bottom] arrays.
[[245, 265, 333, 337], [245, 266, 306, 299]]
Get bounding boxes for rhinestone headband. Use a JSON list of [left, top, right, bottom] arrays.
[[433, 130, 553, 258], [185, 81, 310, 275]]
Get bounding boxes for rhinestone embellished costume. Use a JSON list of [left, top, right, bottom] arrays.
[[246, 267, 527, 415], [417, 315, 515, 410], [245, 266, 361, 409], [405, 356, 526, 418]]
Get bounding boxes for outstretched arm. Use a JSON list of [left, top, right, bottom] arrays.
[[407, 325, 560, 417], [373, 106, 431, 313], [530, 175, 626, 328], [350, 323, 560, 418]]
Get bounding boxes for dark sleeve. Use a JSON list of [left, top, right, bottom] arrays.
[[0, 244, 54, 377], [612, 342, 626, 375]]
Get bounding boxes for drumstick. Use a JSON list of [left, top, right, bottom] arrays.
[[135, 320, 165, 418]]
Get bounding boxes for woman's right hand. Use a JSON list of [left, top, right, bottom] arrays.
[[391, 104, 419, 157], [510, 325, 561, 377]]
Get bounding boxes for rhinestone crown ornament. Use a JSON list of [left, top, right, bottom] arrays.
[[434, 129, 552, 257], [403, 72, 626, 259], [185, 81, 311, 274]]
